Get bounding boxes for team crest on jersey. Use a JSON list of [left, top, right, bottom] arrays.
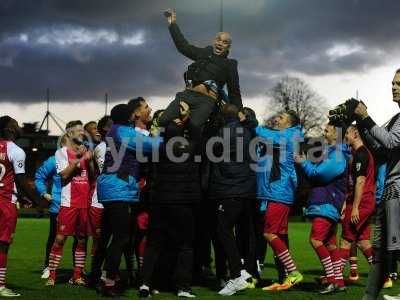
[[356, 162, 361, 172], [0, 153, 5, 161]]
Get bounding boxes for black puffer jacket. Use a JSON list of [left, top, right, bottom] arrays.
[[149, 122, 201, 204], [208, 118, 256, 199]]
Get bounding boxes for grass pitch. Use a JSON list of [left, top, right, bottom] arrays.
[[5, 218, 398, 299]]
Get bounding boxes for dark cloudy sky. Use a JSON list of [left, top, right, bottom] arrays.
[[1, 0, 399, 131]]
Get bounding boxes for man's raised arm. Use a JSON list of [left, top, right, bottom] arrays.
[[356, 102, 400, 150], [165, 9, 208, 61]]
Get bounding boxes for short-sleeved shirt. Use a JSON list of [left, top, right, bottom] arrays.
[[55, 147, 90, 208], [90, 142, 106, 209], [347, 145, 376, 208], [0, 141, 26, 204]]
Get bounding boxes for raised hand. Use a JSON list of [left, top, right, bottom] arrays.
[[164, 8, 176, 25]]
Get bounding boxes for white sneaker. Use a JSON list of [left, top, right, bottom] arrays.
[[0, 287, 21, 297], [100, 270, 106, 281], [218, 277, 248, 296], [177, 290, 196, 298], [41, 267, 50, 279], [240, 270, 252, 281], [256, 260, 262, 275], [384, 295, 400, 300]]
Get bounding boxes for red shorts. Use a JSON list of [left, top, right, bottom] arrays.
[[264, 202, 290, 235], [342, 204, 373, 242], [310, 217, 337, 245], [137, 212, 148, 231], [57, 207, 88, 237], [0, 201, 18, 243], [88, 207, 103, 238]]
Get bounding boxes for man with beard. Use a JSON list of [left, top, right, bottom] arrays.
[[159, 9, 242, 143], [97, 103, 161, 297]]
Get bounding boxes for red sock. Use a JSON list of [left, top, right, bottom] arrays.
[[74, 243, 86, 279], [315, 245, 335, 284], [269, 237, 297, 273], [329, 248, 345, 287], [48, 243, 64, 280], [362, 247, 374, 265], [0, 251, 7, 288]]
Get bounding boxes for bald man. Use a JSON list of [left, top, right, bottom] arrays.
[[159, 9, 242, 143]]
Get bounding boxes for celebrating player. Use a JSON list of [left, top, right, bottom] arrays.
[[295, 123, 350, 294], [0, 116, 40, 297], [256, 110, 304, 291], [46, 120, 95, 287], [339, 125, 375, 281]]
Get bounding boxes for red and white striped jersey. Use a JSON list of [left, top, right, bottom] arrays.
[[0, 140, 26, 204], [90, 142, 106, 209], [55, 147, 90, 208]]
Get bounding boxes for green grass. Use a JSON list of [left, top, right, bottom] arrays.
[[5, 219, 398, 299]]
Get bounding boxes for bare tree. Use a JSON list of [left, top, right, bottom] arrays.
[[267, 76, 328, 136]]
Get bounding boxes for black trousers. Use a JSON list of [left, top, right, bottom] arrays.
[[216, 198, 255, 279], [141, 204, 195, 291], [193, 202, 213, 277], [101, 202, 131, 280], [159, 90, 215, 144], [123, 206, 137, 278], [91, 203, 137, 283], [236, 199, 258, 278], [91, 209, 111, 282], [44, 212, 58, 268], [255, 210, 267, 266]]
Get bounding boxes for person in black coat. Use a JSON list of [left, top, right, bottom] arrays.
[[159, 9, 242, 144], [139, 113, 201, 298], [207, 104, 257, 296]]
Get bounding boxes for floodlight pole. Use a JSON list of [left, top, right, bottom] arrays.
[[105, 93, 109, 115], [46, 88, 49, 130], [220, 0, 224, 32], [39, 88, 64, 133]]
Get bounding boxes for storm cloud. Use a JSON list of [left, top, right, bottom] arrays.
[[1, 0, 400, 103]]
